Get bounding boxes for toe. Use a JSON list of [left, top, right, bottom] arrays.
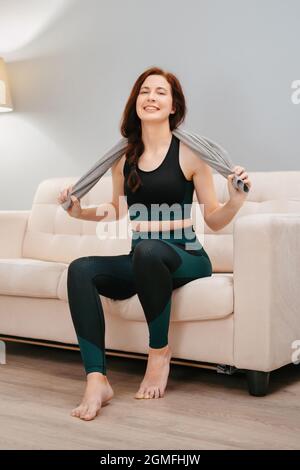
[[135, 388, 145, 399], [71, 406, 81, 417], [82, 412, 95, 421], [84, 405, 98, 420], [79, 405, 89, 419], [154, 388, 160, 399]]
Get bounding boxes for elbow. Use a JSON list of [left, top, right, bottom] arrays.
[[207, 223, 220, 232], [113, 200, 128, 221], [110, 202, 121, 221], [204, 203, 222, 232], [113, 206, 127, 221], [204, 218, 219, 232]]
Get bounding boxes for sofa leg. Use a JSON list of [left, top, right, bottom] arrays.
[[246, 370, 270, 396]]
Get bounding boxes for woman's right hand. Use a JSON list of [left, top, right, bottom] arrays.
[[57, 185, 82, 218]]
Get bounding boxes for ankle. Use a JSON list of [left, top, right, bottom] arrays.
[[149, 344, 171, 356], [87, 372, 108, 382]]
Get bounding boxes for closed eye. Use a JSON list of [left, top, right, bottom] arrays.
[[140, 91, 165, 95]]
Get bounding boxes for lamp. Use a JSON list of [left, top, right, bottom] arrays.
[[0, 58, 13, 112]]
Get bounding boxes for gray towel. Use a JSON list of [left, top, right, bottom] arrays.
[[61, 126, 249, 210]]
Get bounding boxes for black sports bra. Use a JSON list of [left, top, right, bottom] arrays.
[[123, 134, 194, 222]]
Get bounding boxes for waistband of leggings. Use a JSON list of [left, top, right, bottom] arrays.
[[131, 224, 195, 235], [131, 225, 199, 244]]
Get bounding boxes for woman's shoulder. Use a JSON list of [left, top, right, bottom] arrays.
[[179, 140, 210, 179]]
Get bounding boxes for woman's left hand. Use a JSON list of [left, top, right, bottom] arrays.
[[227, 165, 252, 206]]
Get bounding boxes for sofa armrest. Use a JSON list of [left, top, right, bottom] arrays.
[[0, 210, 30, 258], [233, 213, 300, 371]]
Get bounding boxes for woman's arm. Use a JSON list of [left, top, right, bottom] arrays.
[[70, 155, 128, 222], [205, 164, 251, 231], [204, 199, 244, 232], [191, 150, 251, 231], [75, 203, 118, 222]]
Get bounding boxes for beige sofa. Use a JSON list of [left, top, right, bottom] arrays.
[[0, 172, 300, 396]]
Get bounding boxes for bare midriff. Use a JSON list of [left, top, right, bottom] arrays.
[[130, 218, 193, 232]]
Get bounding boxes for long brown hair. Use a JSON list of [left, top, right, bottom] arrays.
[[120, 66, 187, 192]]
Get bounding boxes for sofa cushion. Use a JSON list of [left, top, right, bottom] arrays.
[[105, 273, 233, 322], [0, 258, 232, 323], [0, 258, 68, 299], [56, 268, 233, 321]]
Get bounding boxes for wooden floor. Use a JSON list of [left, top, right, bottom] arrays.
[[0, 342, 299, 450]]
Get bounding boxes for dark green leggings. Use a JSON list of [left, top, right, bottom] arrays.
[[67, 226, 212, 375]]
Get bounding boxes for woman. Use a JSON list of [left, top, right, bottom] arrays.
[[58, 66, 251, 421]]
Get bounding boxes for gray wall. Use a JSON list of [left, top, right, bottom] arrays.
[[0, 0, 299, 210]]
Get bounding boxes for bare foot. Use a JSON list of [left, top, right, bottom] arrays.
[[71, 372, 114, 421], [135, 345, 172, 399]]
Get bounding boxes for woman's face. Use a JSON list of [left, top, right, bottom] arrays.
[[136, 75, 175, 123]]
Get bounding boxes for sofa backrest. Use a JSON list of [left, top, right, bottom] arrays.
[[22, 171, 300, 272]]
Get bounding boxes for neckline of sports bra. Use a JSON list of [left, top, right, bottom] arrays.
[[137, 134, 174, 174]]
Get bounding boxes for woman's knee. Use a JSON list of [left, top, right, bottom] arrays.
[[67, 256, 94, 280], [132, 240, 158, 264], [67, 256, 117, 286], [68, 256, 89, 269]]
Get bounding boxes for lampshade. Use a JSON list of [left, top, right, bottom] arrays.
[[0, 58, 13, 112]]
